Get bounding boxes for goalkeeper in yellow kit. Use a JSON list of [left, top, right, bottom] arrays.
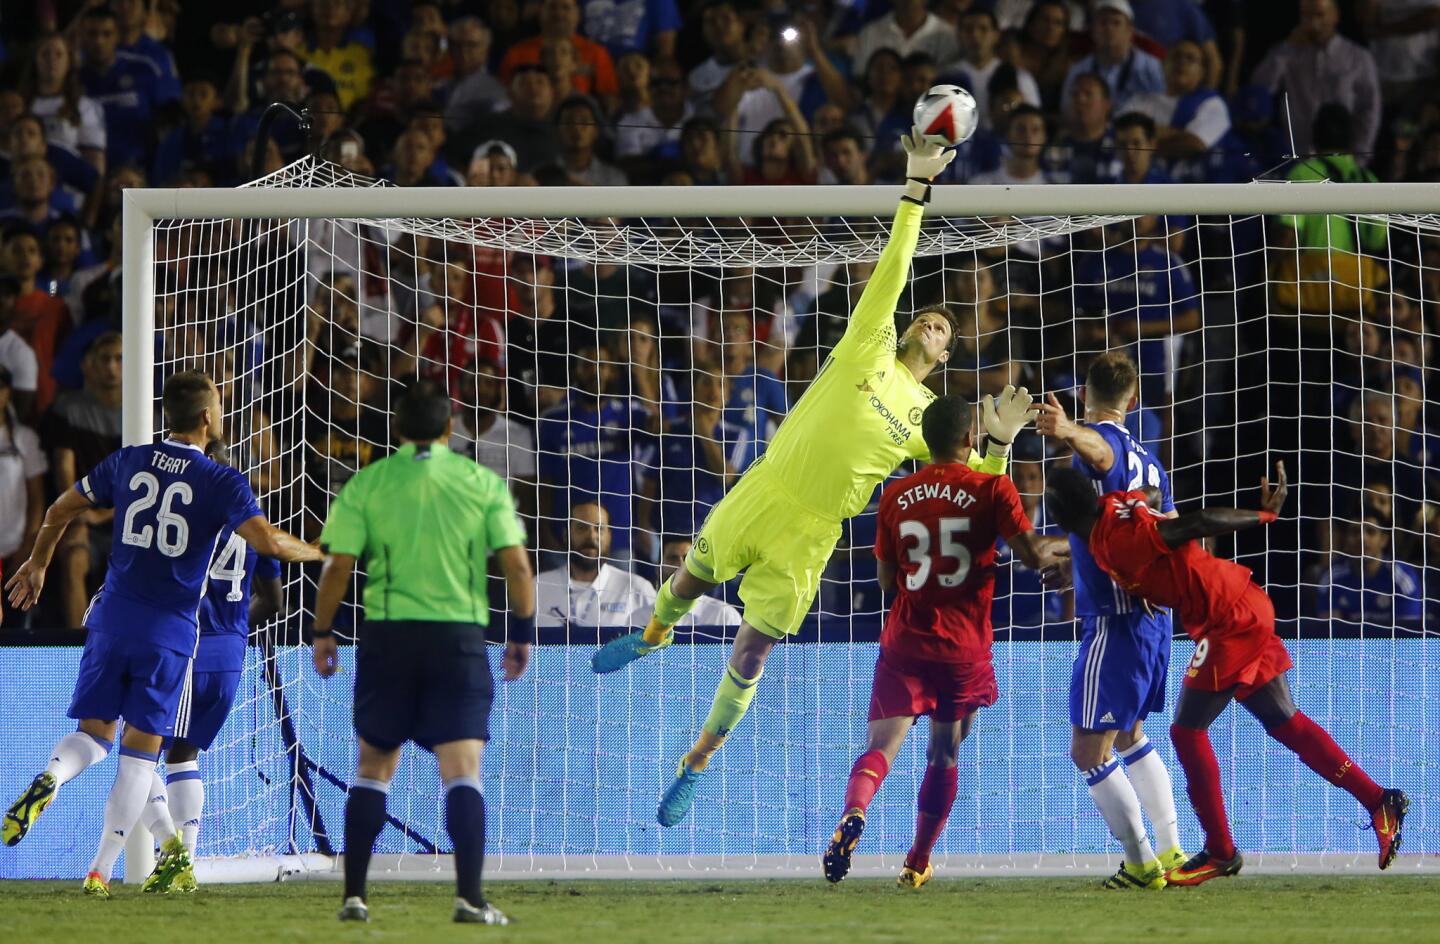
[[591, 131, 1040, 826]]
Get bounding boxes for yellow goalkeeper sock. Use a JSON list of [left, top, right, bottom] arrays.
[[643, 579, 696, 645], [683, 666, 762, 772]]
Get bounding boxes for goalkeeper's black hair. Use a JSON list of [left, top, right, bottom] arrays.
[[1046, 466, 1100, 535], [921, 394, 972, 460], [396, 379, 451, 443]]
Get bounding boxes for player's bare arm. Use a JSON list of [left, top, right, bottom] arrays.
[[496, 544, 535, 681], [1155, 462, 1287, 549], [1008, 530, 1069, 573], [5, 487, 94, 610], [235, 515, 323, 563], [310, 551, 357, 677], [1034, 393, 1116, 471]]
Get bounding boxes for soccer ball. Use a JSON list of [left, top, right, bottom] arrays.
[[912, 85, 979, 148]]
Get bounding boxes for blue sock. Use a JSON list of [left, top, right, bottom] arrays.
[[343, 779, 389, 901], [445, 777, 486, 907]]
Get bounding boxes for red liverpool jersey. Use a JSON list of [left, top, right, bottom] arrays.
[[874, 462, 1033, 662], [1088, 491, 1256, 640]]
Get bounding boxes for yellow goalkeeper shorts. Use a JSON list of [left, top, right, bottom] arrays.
[[685, 467, 842, 639]]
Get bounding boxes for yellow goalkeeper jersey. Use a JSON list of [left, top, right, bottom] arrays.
[[758, 200, 999, 521]]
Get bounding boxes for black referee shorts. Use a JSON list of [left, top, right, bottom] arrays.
[[353, 621, 494, 752]]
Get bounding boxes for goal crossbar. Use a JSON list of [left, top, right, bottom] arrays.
[[123, 181, 1440, 221]]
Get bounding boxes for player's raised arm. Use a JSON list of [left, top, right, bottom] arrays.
[[1034, 392, 1116, 471], [830, 130, 954, 364], [1155, 462, 1287, 548]]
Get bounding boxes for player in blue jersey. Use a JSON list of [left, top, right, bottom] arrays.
[[3, 371, 317, 898], [1034, 351, 1186, 890], [138, 442, 286, 865]]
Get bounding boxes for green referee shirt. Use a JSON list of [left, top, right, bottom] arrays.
[[320, 442, 526, 624]]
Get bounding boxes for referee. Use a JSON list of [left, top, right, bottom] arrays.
[[310, 380, 535, 925]]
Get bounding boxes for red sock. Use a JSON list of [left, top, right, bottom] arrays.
[[1169, 724, 1237, 860], [907, 764, 958, 871], [842, 750, 890, 814], [1268, 712, 1385, 810]]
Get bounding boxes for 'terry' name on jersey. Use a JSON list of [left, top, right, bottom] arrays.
[[79, 439, 264, 656]]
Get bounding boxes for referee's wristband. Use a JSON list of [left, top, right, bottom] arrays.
[[508, 614, 536, 645], [311, 626, 335, 640]]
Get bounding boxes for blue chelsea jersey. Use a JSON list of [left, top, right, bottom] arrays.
[[79, 440, 264, 655], [1070, 421, 1175, 617], [194, 530, 283, 673]]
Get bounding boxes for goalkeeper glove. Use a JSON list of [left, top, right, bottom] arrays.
[[982, 384, 1038, 454], [901, 128, 955, 182]]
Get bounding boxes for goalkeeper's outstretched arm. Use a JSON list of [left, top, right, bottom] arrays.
[[830, 131, 955, 364]]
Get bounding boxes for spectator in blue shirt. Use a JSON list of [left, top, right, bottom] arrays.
[[716, 310, 787, 473], [1073, 210, 1199, 422], [78, 6, 173, 168], [653, 370, 740, 540], [582, 0, 682, 60], [0, 115, 99, 212], [1315, 517, 1424, 629], [228, 49, 310, 163], [1060, 0, 1165, 115], [112, 0, 182, 102], [1129, 0, 1221, 87], [0, 157, 78, 229], [537, 339, 658, 562], [1049, 73, 1118, 183], [152, 79, 236, 187]]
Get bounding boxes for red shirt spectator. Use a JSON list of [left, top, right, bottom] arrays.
[[499, 0, 618, 99]]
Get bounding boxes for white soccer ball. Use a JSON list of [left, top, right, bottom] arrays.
[[912, 84, 979, 148]]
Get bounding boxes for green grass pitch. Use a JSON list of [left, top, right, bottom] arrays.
[[5, 876, 1439, 944]]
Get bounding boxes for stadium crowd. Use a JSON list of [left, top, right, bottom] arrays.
[[0, 0, 1437, 634]]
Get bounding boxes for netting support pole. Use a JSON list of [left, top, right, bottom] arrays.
[[119, 188, 157, 883]]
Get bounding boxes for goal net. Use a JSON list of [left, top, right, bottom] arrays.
[[64, 158, 1440, 880]]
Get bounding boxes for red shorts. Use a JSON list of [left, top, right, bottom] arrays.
[[1182, 583, 1293, 700], [868, 648, 998, 723]]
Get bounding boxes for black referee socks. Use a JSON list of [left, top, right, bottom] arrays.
[[445, 777, 486, 907], [343, 778, 389, 901]]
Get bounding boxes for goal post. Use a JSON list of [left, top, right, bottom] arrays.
[[100, 164, 1440, 883]]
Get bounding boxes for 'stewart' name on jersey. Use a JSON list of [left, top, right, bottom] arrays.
[[1069, 421, 1174, 617], [79, 439, 264, 655]]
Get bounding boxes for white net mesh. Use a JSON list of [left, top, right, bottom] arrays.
[[144, 157, 1435, 873]]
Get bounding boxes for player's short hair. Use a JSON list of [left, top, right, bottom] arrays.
[[921, 393, 972, 458], [395, 378, 451, 442], [914, 304, 961, 353], [1085, 350, 1139, 408], [1114, 111, 1157, 140], [162, 369, 216, 432], [1046, 466, 1099, 534]]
